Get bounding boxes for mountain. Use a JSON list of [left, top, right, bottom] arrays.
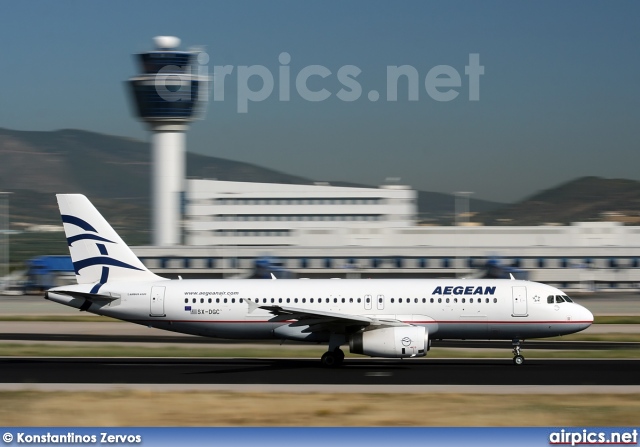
[[477, 176, 640, 225], [0, 127, 320, 233], [0, 127, 506, 236]]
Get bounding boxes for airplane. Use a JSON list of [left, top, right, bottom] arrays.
[[46, 194, 594, 367]]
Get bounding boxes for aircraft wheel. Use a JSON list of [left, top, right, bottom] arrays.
[[321, 351, 343, 368], [334, 348, 345, 362], [513, 355, 525, 366]]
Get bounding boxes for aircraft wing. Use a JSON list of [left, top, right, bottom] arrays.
[[254, 303, 409, 334]]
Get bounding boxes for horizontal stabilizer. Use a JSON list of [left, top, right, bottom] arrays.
[[48, 290, 117, 302]]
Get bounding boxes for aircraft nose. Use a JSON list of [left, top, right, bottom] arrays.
[[578, 305, 594, 327]]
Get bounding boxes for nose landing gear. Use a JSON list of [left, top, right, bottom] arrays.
[[512, 339, 525, 365]]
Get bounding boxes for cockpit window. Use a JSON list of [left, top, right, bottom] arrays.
[[555, 295, 565, 303], [563, 295, 573, 303], [547, 295, 554, 304]]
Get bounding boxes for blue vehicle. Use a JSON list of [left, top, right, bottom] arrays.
[[25, 255, 75, 292], [482, 258, 529, 280], [249, 257, 295, 279]]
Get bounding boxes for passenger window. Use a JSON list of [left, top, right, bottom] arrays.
[[295, 298, 298, 303], [485, 298, 489, 303], [446, 298, 450, 303], [310, 298, 314, 303], [349, 298, 353, 303], [493, 298, 497, 303], [462, 298, 465, 303], [192, 299, 196, 303], [430, 298, 434, 303], [286, 298, 290, 303], [302, 298, 306, 303], [232, 298, 235, 303], [224, 298, 227, 303], [358, 298, 361, 303], [399, 298, 402, 303], [453, 298, 458, 303], [438, 298, 442, 303], [470, 298, 473, 303], [184, 298, 188, 303], [391, 298, 395, 303], [208, 298, 212, 303]]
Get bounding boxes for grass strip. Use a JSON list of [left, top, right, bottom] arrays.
[[1, 391, 639, 426]]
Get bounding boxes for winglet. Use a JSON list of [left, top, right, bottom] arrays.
[[271, 273, 277, 280], [509, 273, 515, 280]]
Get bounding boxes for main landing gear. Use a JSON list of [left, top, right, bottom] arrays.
[[512, 339, 525, 365], [321, 333, 346, 367], [321, 348, 345, 367]]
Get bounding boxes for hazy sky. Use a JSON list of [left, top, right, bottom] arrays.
[[0, 1, 638, 203]]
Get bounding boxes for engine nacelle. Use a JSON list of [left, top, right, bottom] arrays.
[[349, 326, 428, 358]]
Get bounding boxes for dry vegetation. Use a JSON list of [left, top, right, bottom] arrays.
[[1, 391, 639, 426]]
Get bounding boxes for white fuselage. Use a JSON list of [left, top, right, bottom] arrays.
[[48, 278, 593, 343]]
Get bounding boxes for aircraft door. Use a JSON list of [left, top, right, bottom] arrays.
[[150, 286, 166, 317], [364, 294, 372, 310], [512, 286, 527, 317], [377, 294, 385, 310]]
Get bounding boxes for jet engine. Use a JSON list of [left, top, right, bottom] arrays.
[[349, 326, 428, 358]]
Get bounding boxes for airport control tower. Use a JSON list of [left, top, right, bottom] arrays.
[[128, 36, 209, 246]]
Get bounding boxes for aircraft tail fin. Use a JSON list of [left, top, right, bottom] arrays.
[[56, 194, 163, 286]]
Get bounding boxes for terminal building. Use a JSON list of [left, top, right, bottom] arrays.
[[184, 179, 416, 246], [132, 179, 640, 290]]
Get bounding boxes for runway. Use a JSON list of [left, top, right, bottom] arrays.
[[2, 358, 639, 386]]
